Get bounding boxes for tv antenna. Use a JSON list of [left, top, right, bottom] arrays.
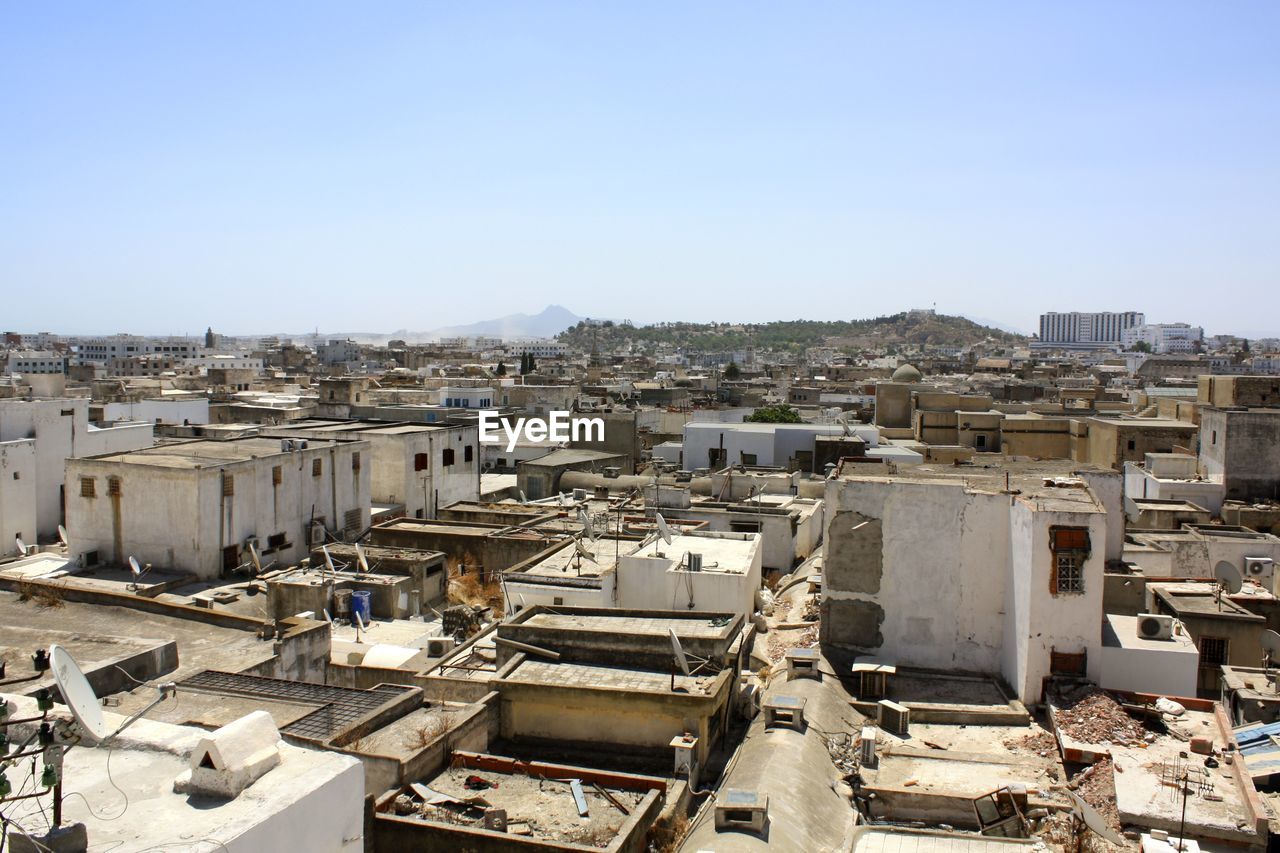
[[668, 628, 710, 691], [1214, 561, 1243, 610], [1066, 790, 1125, 849]]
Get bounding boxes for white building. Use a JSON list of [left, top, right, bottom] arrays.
[[101, 395, 212, 426], [71, 334, 203, 364], [5, 350, 66, 374], [1123, 452, 1225, 515], [439, 384, 497, 409], [617, 530, 762, 619], [1036, 311, 1145, 349], [317, 339, 362, 365], [682, 421, 878, 471], [65, 436, 370, 578], [264, 419, 479, 519], [822, 464, 1123, 704], [506, 340, 569, 359], [0, 398, 154, 554], [1121, 323, 1204, 354], [185, 352, 266, 372]]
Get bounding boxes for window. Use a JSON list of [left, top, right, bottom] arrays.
[[1127, 439, 1136, 451], [343, 508, 363, 536], [741, 453, 758, 465], [414, 452, 429, 471], [553, 597, 564, 606], [442, 448, 455, 467], [267, 532, 287, 550], [221, 474, 234, 496], [464, 445, 473, 463], [312, 459, 323, 477], [12, 471, 18, 480], [1050, 526, 1090, 595], [272, 465, 282, 485], [975, 434, 987, 449], [731, 520, 763, 534], [1199, 636, 1229, 669], [352, 452, 361, 471]]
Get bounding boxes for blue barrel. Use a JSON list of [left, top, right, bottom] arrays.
[[350, 590, 372, 624]]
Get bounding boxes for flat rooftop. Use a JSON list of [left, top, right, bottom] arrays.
[[837, 459, 1108, 512], [502, 659, 718, 696], [514, 540, 623, 578], [630, 531, 758, 572], [83, 436, 358, 468], [518, 611, 738, 640]]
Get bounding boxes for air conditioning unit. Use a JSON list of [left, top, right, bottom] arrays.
[[280, 439, 295, 452], [687, 552, 703, 572], [572, 488, 587, 502], [426, 637, 457, 657], [1245, 557, 1275, 582], [877, 699, 910, 736], [309, 523, 326, 547], [1137, 613, 1175, 641], [297, 440, 308, 450], [860, 726, 878, 768]]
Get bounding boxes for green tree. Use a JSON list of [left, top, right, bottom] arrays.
[[495, 361, 507, 376], [744, 404, 802, 424], [1128, 340, 1153, 353], [723, 361, 741, 380]]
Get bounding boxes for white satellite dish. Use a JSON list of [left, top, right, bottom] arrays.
[[1066, 791, 1125, 846], [559, 492, 572, 507], [50, 644, 109, 744], [247, 541, 262, 574], [1263, 630, 1280, 663], [669, 628, 691, 677], [355, 542, 370, 573], [128, 556, 144, 579], [575, 538, 595, 560], [517, 490, 528, 504], [577, 507, 595, 541], [1215, 561, 1243, 595], [15, 536, 29, 556], [57, 524, 69, 547], [321, 544, 336, 575], [655, 513, 673, 546]]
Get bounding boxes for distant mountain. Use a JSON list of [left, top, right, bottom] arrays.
[[390, 305, 583, 342]]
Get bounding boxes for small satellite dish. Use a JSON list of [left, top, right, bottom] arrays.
[[248, 541, 262, 574], [15, 537, 28, 556], [321, 544, 336, 574], [655, 513, 673, 546], [322, 609, 333, 623], [1066, 791, 1124, 846], [50, 644, 109, 745], [1215, 561, 1243, 595], [559, 492, 572, 507], [518, 490, 528, 504], [575, 538, 595, 560], [128, 556, 143, 578], [1263, 630, 1280, 662], [355, 542, 370, 573], [669, 628, 691, 677], [58, 524, 69, 547], [577, 508, 595, 541]]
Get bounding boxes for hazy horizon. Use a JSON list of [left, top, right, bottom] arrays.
[[4, 3, 1278, 337]]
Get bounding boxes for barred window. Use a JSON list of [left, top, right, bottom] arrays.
[[1055, 553, 1084, 594], [1050, 526, 1090, 595], [80, 477, 96, 498], [1199, 636, 1229, 669], [221, 474, 234, 496], [271, 465, 282, 485], [312, 458, 323, 477]]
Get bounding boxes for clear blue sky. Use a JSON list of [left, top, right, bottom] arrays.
[[3, 2, 1277, 337]]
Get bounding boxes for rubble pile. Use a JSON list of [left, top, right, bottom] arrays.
[[1053, 688, 1147, 745], [1002, 728, 1058, 757]]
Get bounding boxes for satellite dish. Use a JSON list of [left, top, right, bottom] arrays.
[[1066, 791, 1124, 846], [15, 537, 28, 556], [49, 644, 109, 745], [655, 513, 673, 546], [1263, 630, 1280, 662], [58, 524, 69, 547], [1215, 561, 1243, 595], [517, 490, 528, 504], [575, 538, 595, 560], [128, 556, 143, 578], [577, 508, 595, 541], [669, 629, 691, 677], [247, 541, 262, 574], [321, 544, 336, 574], [559, 492, 572, 507], [355, 542, 370, 573]]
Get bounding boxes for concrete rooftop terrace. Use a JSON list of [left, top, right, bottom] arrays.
[[501, 659, 718, 696], [82, 436, 360, 468], [630, 531, 759, 573], [518, 610, 739, 641], [274, 417, 462, 434], [837, 459, 1110, 512]]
